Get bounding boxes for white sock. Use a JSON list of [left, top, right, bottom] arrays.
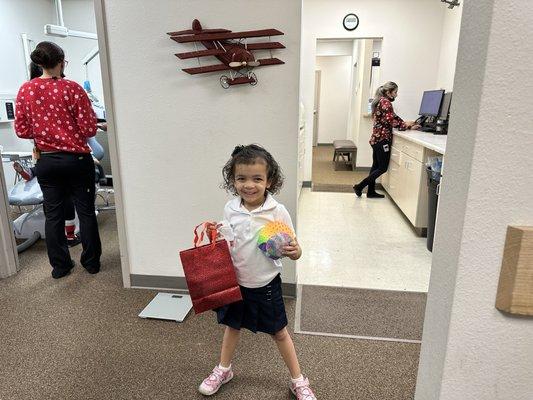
[[291, 374, 304, 383], [218, 364, 231, 371]]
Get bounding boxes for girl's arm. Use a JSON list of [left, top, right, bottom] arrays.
[[277, 205, 302, 260]]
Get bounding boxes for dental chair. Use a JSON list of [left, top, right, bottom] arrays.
[[7, 155, 44, 252], [88, 136, 115, 212], [5, 135, 114, 253]]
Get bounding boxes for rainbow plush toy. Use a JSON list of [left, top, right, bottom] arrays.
[[257, 221, 295, 260]]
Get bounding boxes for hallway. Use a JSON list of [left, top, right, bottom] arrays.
[[298, 189, 432, 292]]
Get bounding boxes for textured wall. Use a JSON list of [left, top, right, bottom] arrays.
[[101, 0, 301, 280], [301, 0, 446, 171], [416, 1, 533, 399]]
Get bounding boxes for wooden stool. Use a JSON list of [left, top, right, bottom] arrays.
[[333, 140, 357, 171]]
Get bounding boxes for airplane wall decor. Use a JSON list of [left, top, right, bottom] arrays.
[[167, 19, 285, 88]]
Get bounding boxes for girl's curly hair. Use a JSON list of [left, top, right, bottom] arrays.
[[222, 144, 284, 196]]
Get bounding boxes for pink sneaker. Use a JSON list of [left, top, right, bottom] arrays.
[[198, 365, 233, 396], [290, 377, 317, 400]]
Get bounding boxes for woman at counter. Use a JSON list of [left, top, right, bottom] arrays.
[[353, 81, 419, 198]]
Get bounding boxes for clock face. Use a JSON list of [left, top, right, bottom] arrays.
[[343, 13, 359, 31]]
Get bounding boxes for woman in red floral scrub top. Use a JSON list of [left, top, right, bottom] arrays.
[[353, 81, 419, 198], [14, 42, 101, 279]]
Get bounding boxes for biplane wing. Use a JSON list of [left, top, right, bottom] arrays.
[[246, 42, 286, 50], [167, 28, 231, 36], [175, 49, 226, 59], [182, 64, 231, 75], [257, 58, 285, 66], [173, 29, 284, 43]]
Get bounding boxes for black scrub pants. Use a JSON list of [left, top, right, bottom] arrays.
[[356, 140, 392, 193], [35, 152, 102, 274]]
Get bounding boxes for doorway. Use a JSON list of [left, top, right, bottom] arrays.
[[311, 38, 381, 192], [295, 36, 433, 344], [0, 0, 126, 285]]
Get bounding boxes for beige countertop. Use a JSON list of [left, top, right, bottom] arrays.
[[393, 129, 446, 154]]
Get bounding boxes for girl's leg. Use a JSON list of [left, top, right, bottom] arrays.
[[272, 327, 301, 379], [220, 326, 241, 367]]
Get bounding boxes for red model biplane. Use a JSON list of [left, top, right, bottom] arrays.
[[167, 19, 285, 88]]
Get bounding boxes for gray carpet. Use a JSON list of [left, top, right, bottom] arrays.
[[0, 213, 421, 399], [300, 285, 427, 341]]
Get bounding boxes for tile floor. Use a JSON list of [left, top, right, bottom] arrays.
[[296, 189, 432, 292]]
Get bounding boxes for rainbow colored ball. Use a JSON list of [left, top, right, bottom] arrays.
[[258, 221, 294, 260]]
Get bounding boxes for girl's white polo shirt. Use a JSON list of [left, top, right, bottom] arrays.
[[219, 194, 295, 288]]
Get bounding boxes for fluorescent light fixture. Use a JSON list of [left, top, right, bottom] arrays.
[[44, 24, 68, 37], [44, 24, 97, 40]]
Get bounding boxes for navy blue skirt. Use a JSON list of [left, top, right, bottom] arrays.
[[215, 274, 288, 335]]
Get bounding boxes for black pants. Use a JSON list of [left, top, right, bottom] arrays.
[[31, 166, 75, 220], [357, 140, 392, 193], [35, 152, 102, 272]]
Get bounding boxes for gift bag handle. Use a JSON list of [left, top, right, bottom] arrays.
[[193, 222, 217, 248]]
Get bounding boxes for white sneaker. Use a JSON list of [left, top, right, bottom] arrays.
[[290, 377, 317, 399], [198, 365, 233, 396]]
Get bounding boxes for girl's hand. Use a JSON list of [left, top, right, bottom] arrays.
[[205, 222, 222, 242], [282, 237, 302, 260]]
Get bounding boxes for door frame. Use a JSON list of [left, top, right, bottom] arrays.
[[92, 0, 132, 287], [0, 157, 18, 278]]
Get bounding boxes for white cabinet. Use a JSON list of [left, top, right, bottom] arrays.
[[382, 137, 429, 231]]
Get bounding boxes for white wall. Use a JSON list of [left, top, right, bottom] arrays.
[[101, 0, 301, 282], [301, 0, 446, 173], [435, 5, 462, 91], [55, 0, 103, 104], [415, 0, 533, 399], [350, 39, 374, 167], [315, 55, 352, 143], [316, 39, 352, 56], [0, 0, 53, 189]]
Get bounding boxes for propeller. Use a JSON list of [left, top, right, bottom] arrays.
[[229, 60, 261, 68]]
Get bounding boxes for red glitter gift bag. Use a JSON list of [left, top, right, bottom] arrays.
[[179, 223, 242, 314]]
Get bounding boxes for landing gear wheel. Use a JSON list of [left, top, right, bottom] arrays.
[[220, 75, 230, 89], [249, 72, 258, 86]]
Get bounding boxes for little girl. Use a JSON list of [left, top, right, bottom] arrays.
[[199, 144, 317, 399]]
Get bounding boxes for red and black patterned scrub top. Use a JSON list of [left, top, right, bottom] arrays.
[[369, 97, 407, 145]]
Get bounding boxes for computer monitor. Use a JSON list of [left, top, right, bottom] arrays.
[[419, 90, 445, 117], [439, 92, 452, 120]]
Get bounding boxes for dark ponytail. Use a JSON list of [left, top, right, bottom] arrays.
[[30, 41, 64, 69], [29, 62, 43, 80]]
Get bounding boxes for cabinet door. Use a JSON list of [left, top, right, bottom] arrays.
[[382, 170, 390, 191], [388, 157, 401, 200], [401, 152, 424, 225]]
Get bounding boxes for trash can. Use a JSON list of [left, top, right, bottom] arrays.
[[426, 166, 441, 252]]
